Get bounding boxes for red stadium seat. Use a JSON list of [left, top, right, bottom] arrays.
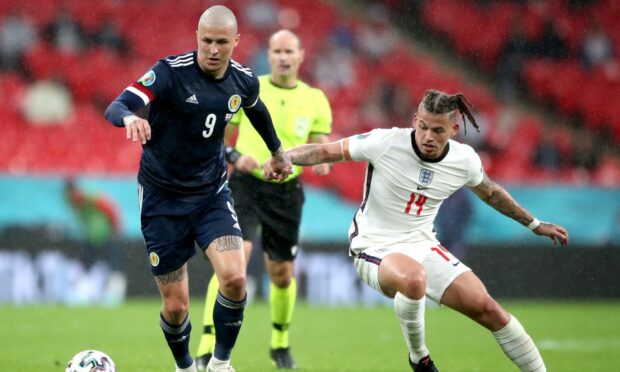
[[1, 0, 614, 191]]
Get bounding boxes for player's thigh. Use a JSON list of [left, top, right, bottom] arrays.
[[439, 270, 496, 312], [141, 213, 196, 277], [155, 263, 190, 305], [205, 235, 246, 281], [422, 243, 471, 303], [192, 189, 243, 256], [353, 246, 427, 298]]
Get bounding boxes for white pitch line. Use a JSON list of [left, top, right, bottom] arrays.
[[538, 339, 620, 351]]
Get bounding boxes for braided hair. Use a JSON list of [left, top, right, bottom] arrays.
[[420, 90, 480, 134]]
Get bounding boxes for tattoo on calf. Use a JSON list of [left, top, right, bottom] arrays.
[[155, 266, 186, 285], [214, 235, 243, 252]]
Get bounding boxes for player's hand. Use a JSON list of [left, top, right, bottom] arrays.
[[311, 163, 332, 176], [234, 155, 260, 173], [263, 151, 293, 182], [123, 115, 151, 145], [534, 222, 569, 246]]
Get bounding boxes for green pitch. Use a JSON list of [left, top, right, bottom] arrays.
[[1, 300, 619, 371]]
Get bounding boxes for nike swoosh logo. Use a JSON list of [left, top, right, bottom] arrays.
[[452, 261, 461, 267], [417, 186, 429, 190]]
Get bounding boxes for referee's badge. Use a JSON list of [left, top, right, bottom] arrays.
[[419, 169, 434, 186], [228, 94, 242, 112]]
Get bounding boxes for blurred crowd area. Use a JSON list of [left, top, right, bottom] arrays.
[[0, 0, 618, 203]]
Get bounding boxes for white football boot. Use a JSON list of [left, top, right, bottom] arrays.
[[206, 357, 235, 372]]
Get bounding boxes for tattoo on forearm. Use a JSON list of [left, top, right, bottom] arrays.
[[214, 235, 243, 252], [155, 266, 186, 285], [479, 178, 531, 226], [289, 144, 324, 165]]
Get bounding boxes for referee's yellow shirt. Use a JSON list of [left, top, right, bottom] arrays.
[[230, 75, 332, 181]]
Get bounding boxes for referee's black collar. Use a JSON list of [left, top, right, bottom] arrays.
[[268, 78, 298, 90], [410, 130, 449, 163]]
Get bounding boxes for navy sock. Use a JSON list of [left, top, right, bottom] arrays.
[[160, 312, 193, 368], [213, 291, 246, 361]]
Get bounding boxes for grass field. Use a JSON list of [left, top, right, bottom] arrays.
[[1, 299, 619, 371]]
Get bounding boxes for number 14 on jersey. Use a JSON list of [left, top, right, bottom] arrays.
[[405, 192, 428, 216]]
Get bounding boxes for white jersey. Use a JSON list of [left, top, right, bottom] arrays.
[[347, 127, 484, 254]]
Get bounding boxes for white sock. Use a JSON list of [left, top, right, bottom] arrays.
[[394, 292, 429, 363], [492, 315, 545, 372]]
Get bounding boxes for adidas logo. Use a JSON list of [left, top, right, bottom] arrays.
[[169, 335, 189, 343], [185, 94, 199, 104], [224, 320, 243, 327]]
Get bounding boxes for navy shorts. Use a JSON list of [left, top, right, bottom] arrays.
[[139, 184, 242, 276]]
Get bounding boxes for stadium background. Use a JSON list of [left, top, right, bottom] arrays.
[[0, 0, 619, 370]]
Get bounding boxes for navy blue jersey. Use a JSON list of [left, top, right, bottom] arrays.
[[122, 51, 261, 199]]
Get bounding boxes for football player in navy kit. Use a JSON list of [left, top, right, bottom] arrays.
[[104, 5, 292, 372]]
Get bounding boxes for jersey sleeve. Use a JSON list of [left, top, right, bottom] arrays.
[[348, 128, 393, 163], [465, 147, 485, 187], [310, 89, 332, 135], [242, 72, 260, 108], [125, 60, 172, 105]]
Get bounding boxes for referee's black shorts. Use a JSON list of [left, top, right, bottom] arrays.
[[229, 171, 305, 261]]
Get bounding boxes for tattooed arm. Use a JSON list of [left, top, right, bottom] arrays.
[[264, 139, 351, 180], [469, 173, 569, 246]]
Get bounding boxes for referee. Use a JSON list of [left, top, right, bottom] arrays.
[[196, 29, 332, 371]]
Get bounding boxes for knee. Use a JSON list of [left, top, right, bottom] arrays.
[[271, 273, 292, 288], [162, 298, 189, 323], [473, 296, 509, 330], [219, 272, 247, 299], [399, 270, 426, 299], [269, 265, 293, 288]]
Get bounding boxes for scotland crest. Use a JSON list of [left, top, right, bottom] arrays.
[[419, 169, 434, 186]]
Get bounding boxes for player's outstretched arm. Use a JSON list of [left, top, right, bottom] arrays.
[[308, 134, 334, 176], [289, 138, 350, 166], [263, 138, 350, 181], [469, 173, 569, 246]]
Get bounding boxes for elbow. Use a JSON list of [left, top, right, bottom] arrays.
[[104, 101, 125, 127], [103, 104, 113, 123]]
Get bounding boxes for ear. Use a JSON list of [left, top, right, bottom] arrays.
[[451, 123, 460, 137], [299, 48, 305, 64], [412, 113, 418, 128]]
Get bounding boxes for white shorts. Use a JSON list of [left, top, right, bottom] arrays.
[[353, 240, 471, 303]]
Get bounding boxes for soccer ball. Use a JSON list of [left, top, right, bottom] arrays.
[[65, 350, 116, 372]]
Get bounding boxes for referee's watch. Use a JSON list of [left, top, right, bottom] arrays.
[[224, 145, 241, 164]]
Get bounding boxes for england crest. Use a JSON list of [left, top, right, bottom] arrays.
[[419, 169, 434, 186]]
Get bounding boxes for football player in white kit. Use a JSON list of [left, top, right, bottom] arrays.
[[264, 90, 569, 372]]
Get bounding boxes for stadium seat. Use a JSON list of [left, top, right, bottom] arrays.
[[1, 0, 616, 191]]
